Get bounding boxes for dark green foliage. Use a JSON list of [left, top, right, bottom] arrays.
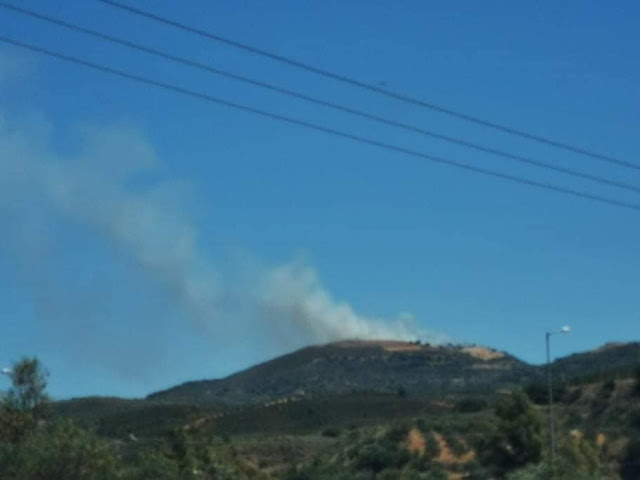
[[478, 390, 542, 476], [2, 358, 49, 414], [425, 430, 441, 458], [454, 397, 488, 413], [384, 422, 411, 443], [620, 436, 640, 480], [199, 393, 440, 436], [0, 358, 50, 443], [354, 442, 399, 472], [53, 397, 216, 439], [551, 343, 640, 385], [629, 408, 640, 431], [445, 434, 468, 456], [149, 342, 537, 405], [0, 419, 118, 480], [600, 379, 616, 397], [523, 382, 566, 405], [122, 448, 181, 480], [507, 458, 599, 480], [562, 386, 582, 404], [320, 427, 340, 438], [2, 346, 637, 479]]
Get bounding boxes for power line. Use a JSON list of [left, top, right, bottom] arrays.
[[95, 0, 640, 172], [3, 2, 640, 196], [2, 35, 639, 214]]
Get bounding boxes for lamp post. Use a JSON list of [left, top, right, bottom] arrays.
[[546, 325, 570, 463]]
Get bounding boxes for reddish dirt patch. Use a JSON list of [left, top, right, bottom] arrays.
[[596, 432, 607, 447], [406, 428, 426, 455], [434, 433, 476, 465]]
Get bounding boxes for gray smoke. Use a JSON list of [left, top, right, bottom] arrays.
[[0, 114, 445, 369]]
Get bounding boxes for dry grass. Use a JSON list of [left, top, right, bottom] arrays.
[[406, 427, 426, 455], [461, 347, 505, 361]]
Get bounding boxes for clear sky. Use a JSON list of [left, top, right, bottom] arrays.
[[1, 1, 638, 399]]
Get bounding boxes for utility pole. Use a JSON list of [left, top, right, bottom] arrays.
[[546, 326, 570, 464]]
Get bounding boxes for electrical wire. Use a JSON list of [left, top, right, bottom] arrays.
[[2, 35, 639, 213], [2, 2, 639, 194], [94, 0, 640, 172]]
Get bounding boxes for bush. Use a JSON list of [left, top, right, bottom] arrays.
[[600, 379, 616, 397], [524, 382, 566, 405], [321, 427, 340, 438], [629, 409, 640, 431], [507, 459, 599, 480], [384, 422, 410, 444], [0, 419, 117, 480], [620, 437, 640, 480], [354, 443, 396, 473], [454, 398, 488, 413], [478, 390, 542, 476], [425, 431, 441, 459]]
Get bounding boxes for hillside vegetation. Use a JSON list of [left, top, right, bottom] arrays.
[[148, 340, 539, 405], [1, 341, 639, 479]]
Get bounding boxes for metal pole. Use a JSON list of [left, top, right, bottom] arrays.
[[546, 332, 556, 462]]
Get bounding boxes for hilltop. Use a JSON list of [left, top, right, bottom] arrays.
[[148, 340, 533, 405], [147, 340, 639, 406]]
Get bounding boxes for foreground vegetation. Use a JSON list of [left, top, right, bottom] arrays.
[[1, 357, 639, 478]]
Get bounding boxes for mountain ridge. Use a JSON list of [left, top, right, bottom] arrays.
[[147, 340, 639, 405]]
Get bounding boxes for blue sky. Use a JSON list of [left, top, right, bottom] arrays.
[[1, 1, 639, 399]]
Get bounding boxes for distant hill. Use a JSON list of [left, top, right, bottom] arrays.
[[551, 341, 640, 383], [147, 340, 538, 405], [147, 340, 640, 406]]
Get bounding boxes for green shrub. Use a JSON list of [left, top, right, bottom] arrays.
[[600, 379, 615, 397], [321, 427, 340, 438], [454, 398, 488, 413], [425, 431, 441, 459], [384, 422, 410, 444], [0, 419, 117, 480], [620, 437, 640, 480]]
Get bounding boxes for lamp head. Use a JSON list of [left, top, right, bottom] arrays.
[[560, 326, 571, 334]]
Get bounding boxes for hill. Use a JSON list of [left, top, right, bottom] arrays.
[[147, 340, 538, 405], [551, 341, 640, 383], [148, 340, 640, 406]]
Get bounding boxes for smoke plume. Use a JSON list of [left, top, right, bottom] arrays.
[[0, 113, 445, 381]]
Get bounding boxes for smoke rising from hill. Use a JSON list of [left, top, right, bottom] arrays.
[[262, 262, 428, 342], [0, 114, 444, 380]]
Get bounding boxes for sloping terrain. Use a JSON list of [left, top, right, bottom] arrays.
[[148, 340, 537, 405], [551, 341, 640, 382]]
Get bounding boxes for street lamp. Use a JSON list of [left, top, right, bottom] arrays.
[[546, 326, 570, 462], [1, 367, 11, 376]]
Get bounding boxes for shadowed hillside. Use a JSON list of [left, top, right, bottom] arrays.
[[147, 340, 538, 405], [147, 340, 640, 407]]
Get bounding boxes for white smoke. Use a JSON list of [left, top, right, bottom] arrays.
[[262, 261, 427, 342], [0, 116, 224, 330], [0, 113, 445, 369]]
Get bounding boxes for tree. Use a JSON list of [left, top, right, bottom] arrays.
[[0, 419, 117, 480], [507, 459, 598, 480], [478, 390, 542, 477], [3, 358, 49, 414], [620, 437, 640, 480], [0, 357, 50, 442]]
